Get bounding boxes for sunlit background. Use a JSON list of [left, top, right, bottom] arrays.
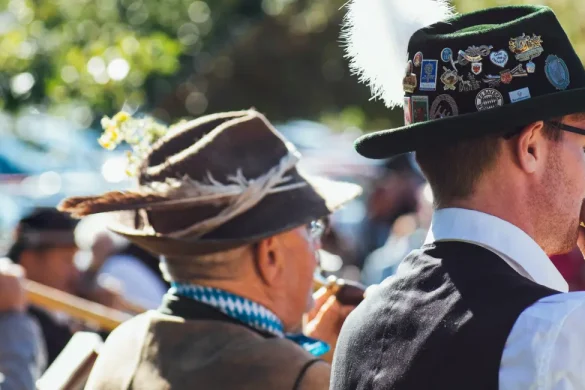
[[1, 0, 584, 281]]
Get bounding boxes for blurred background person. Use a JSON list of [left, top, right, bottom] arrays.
[[5, 208, 126, 366], [0, 258, 46, 390], [356, 154, 425, 268], [74, 215, 168, 311], [361, 182, 432, 285]]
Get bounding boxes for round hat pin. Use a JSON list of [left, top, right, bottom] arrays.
[[545, 55, 570, 90], [413, 52, 424, 67], [475, 88, 504, 111], [441, 48, 453, 63]]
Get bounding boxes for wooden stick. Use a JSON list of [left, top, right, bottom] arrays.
[[24, 280, 132, 331]]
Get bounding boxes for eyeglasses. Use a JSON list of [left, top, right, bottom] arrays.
[[503, 121, 585, 139], [546, 121, 585, 136], [308, 219, 326, 240]]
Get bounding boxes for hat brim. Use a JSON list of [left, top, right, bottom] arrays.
[[355, 87, 585, 159], [106, 176, 362, 257]]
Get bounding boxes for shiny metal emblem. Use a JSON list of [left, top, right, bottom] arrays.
[[475, 88, 504, 111], [471, 62, 483, 75], [441, 48, 453, 63], [482, 65, 527, 87], [457, 45, 493, 65], [509, 33, 544, 62], [440, 66, 459, 91], [544, 55, 570, 90], [413, 52, 423, 67], [489, 50, 509, 68], [403, 60, 418, 93], [430, 94, 459, 119], [459, 73, 481, 92]]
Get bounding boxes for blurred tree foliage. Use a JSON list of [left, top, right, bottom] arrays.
[[1, 0, 584, 133]]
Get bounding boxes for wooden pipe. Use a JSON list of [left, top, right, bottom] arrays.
[[313, 274, 366, 306], [24, 280, 133, 332]]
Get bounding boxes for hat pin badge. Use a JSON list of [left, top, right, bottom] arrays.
[[441, 48, 453, 63], [430, 94, 459, 119], [459, 73, 481, 92], [475, 88, 504, 111], [471, 62, 483, 75], [413, 52, 423, 67], [440, 66, 459, 91], [545, 54, 570, 90], [403, 60, 418, 93], [489, 50, 509, 68], [457, 45, 493, 66], [483, 64, 528, 87], [509, 33, 544, 62]]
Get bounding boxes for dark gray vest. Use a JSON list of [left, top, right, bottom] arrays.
[[331, 241, 560, 390]]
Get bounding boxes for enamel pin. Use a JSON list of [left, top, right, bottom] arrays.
[[420, 59, 439, 91], [475, 88, 504, 111], [403, 60, 418, 93], [440, 67, 459, 91], [441, 48, 453, 63], [412, 96, 429, 123], [509, 33, 544, 62], [413, 52, 423, 67], [509, 87, 531, 103], [430, 94, 459, 119], [482, 65, 527, 87], [471, 62, 483, 75], [404, 97, 413, 125], [489, 50, 509, 68], [457, 45, 493, 65], [459, 73, 481, 92], [545, 55, 570, 90]]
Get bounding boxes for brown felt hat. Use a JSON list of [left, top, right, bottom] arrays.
[[58, 110, 362, 257]]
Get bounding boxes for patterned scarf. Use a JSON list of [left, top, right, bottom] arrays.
[[170, 282, 330, 357]]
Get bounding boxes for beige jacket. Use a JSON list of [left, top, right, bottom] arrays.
[[85, 311, 330, 390]]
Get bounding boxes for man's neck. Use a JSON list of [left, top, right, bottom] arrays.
[[442, 196, 535, 245]]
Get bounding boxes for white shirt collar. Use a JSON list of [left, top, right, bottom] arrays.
[[424, 208, 568, 292]]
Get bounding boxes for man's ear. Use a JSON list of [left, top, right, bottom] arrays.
[[254, 236, 285, 287], [515, 121, 545, 174]]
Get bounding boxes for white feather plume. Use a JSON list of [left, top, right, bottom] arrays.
[[341, 0, 456, 108]]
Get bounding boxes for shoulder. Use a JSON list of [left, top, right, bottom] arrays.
[[295, 360, 330, 390], [500, 291, 585, 389], [510, 291, 585, 331], [100, 311, 155, 354]]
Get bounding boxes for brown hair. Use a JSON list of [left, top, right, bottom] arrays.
[[416, 121, 564, 207]]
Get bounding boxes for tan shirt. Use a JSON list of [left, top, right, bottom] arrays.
[[85, 311, 329, 390]]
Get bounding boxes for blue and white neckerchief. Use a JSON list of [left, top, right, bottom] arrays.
[[170, 282, 330, 357]]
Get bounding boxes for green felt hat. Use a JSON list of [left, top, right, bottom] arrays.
[[353, 5, 585, 159]]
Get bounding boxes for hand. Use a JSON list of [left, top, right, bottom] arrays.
[[304, 287, 356, 363], [0, 258, 27, 312]]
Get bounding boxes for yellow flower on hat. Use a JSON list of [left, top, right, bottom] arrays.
[[98, 133, 116, 150], [112, 111, 130, 124], [97, 110, 172, 176]]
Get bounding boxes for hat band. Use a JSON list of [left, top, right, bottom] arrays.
[[147, 151, 306, 239]]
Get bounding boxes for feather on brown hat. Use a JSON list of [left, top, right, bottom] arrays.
[[58, 109, 362, 257]]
